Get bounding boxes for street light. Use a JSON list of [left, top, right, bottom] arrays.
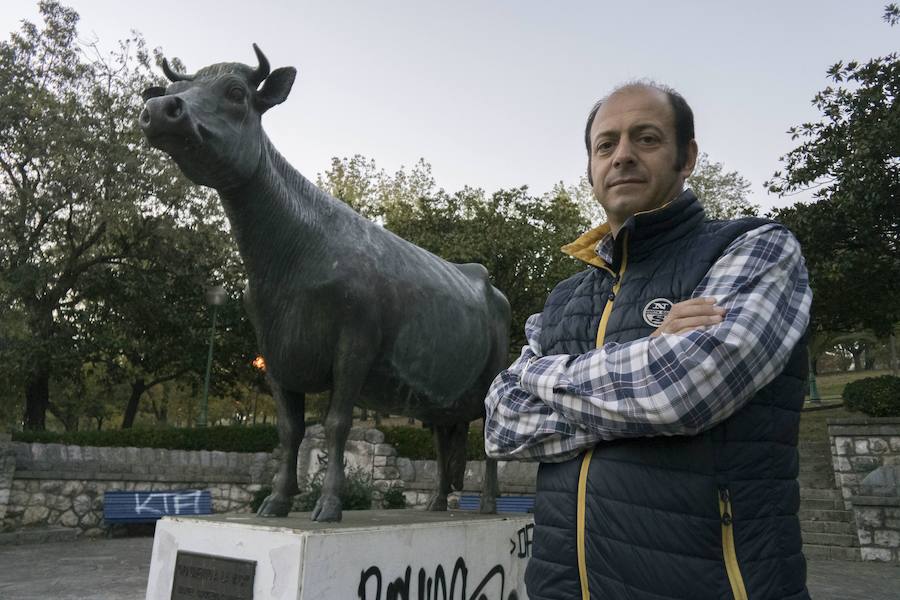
[[199, 284, 227, 427]]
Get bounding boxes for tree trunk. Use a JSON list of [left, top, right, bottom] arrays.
[[23, 360, 50, 431], [850, 345, 864, 371], [891, 333, 898, 376], [121, 379, 146, 429]]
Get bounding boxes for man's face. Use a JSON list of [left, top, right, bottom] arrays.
[[589, 86, 697, 233]]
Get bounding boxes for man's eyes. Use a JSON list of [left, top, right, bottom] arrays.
[[637, 134, 659, 144], [596, 141, 615, 153]]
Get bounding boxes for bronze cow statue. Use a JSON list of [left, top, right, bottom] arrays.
[[139, 45, 508, 522]]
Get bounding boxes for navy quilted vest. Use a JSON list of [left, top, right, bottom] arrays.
[[525, 191, 810, 600]]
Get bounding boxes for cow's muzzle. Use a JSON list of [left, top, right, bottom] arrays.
[[139, 96, 202, 147]]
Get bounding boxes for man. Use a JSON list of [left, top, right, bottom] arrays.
[[484, 82, 812, 600]]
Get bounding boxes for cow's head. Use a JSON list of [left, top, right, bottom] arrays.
[[139, 44, 296, 190]]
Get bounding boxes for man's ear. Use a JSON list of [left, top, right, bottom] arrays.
[[142, 86, 166, 102], [256, 67, 297, 113], [681, 139, 699, 178]]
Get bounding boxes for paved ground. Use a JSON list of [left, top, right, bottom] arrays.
[[0, 535, 898, 599]]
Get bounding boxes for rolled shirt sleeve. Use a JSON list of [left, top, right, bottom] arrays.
[[484, 223, 812, 461]]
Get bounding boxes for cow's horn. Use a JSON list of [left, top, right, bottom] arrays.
[[250, 44, 270, 87], [162, 58, 194, 82]]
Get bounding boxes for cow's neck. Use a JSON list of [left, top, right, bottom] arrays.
[[219, 136, 343, 284]]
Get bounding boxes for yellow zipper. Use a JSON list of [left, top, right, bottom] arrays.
[[576, 448, 594, 600], [718, 486, 748, 600], [595, 230, 629, 347], [575, 232, 629, 600]]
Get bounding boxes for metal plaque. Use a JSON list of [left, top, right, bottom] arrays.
[[171, 551, 256, 600]]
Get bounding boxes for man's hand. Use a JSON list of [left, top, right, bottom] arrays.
[[650, 297, 725, 337]]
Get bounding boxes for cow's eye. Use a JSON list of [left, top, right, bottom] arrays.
[[227, 86, 246, 103]]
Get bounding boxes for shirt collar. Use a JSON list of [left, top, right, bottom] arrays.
[[561, 189, 702, 268]]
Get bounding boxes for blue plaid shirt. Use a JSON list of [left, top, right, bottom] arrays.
[[484, 223, 812, 462]]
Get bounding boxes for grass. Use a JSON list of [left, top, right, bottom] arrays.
[[799, 369, 897, 441], [808, 369, 892, 400]]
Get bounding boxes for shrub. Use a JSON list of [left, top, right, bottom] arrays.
[[842, 375, 900, 417], [12, 424, 280, 453], [294, 467, 373, 511], [381, 426, 434, 459], [379, 425, 486, 461], [249, 485, 272, 513], [381, 483, 407, 509]]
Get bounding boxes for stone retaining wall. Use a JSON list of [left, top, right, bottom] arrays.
[[0, 433, 14, 522], [851, 495, 900, 562], [828, 418, 900, 507], [0, 426, 541, 536], [828, 417, 900, 562], [1, 437, 277, 536], [296, 425, 405, 506], [400, 456, 538, 507]]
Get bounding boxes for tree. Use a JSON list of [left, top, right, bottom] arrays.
[[0, 2, 222, 429], [768, 5, 899, 338], [549, 176, 606, 227], [76, 205, 255, 428], [383, 186, 588, 351], [687, 153, 758, 219]]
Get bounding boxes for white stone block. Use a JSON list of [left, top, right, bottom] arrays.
[[869, 438, 889, 454], [59, 510, 79, 528], [147, 511, 532, 600], [22, 505, 49, 525], [874, 529, 900, 548], [854, 439, 870, 455], [861, 547, 893, 562]]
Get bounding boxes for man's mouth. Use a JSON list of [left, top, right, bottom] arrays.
[[608, 178, 646, 187]]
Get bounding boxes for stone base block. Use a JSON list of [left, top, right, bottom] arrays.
[[147, 509, 533, 599]]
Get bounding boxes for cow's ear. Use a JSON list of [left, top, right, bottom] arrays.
[[142, 86, 166, 102], [256, 67, 296, 113]]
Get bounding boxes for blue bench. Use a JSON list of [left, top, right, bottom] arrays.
[[458, 495, 535, 513], [103, 489, 212, 524]]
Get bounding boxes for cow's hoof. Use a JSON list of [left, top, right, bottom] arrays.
[[311, 494, 342, 522], [425, 495, 447, 511], [479, 497, 497, 514], [256, 493, 292, 517]]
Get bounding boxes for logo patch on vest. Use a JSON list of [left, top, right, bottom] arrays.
[[642, 298, 673, 327]]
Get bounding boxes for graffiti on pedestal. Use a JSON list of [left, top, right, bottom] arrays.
[[358, 558, 519, 600], [358, 525, 533, 600]]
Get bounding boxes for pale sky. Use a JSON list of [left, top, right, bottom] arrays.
[[2, 0, 896, 213]]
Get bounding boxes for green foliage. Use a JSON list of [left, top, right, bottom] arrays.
[[842, 375, 900, 417], [380, 425, 485, 460], [382, 425, 434, 459], [11, 424, 278, 452], [295, 467, 373, 511], [381, 483, 407, 509], [768, 8, 899, 337], [0, 2, 258, 430], [687, 153, 758, 219], [249, 485, 272, 513]]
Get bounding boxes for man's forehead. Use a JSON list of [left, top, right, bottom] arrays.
[[591, 86, 674, 137]]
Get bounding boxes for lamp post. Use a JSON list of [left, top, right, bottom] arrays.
[[199, 284, 227, 427]]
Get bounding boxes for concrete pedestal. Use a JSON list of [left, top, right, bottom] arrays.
[[146, 510, 533, 600]]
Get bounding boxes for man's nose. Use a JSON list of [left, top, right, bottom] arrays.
[[612, 139, 636, 168]]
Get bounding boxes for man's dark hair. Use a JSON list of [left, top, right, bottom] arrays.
[[584, 82, 695, 184]]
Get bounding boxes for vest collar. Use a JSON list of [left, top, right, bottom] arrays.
[[561, 189, 705, 269]]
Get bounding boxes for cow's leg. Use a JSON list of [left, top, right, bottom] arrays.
[[258, 379, 305, 517], [426, 422, 467, 511], [312, 335, 374, 522], [480, 293, 508, 515], [480, 457, 498, 514]]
